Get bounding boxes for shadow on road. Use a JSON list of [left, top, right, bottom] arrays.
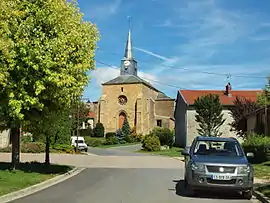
[[0, 161, 72, 174], [172, 179, 245, 200]]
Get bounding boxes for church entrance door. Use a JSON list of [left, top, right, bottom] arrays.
[[118, 112, 127, 129]]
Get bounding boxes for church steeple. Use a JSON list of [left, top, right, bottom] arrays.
[[120, 16, 137, 76]]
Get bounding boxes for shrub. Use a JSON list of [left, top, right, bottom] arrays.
[[105, 132, 116, 139], [21, 142, 45, 153], [142, 134, 161, 151], [130, 133, 143, 142], [84, 137, 105, 147], [122, 117, 131, 137], [93, 122, 105, 137], [0, 146, 12, 152], [150, 127, 175, 147], [21, 135, 32, 143], [51, 144, 75, 154], [105, 136, 119, 145], [116, 129, 126, 144], [79, 128, 93, 137], [124, 135, 133, 143], [242, 133, 270, 163]]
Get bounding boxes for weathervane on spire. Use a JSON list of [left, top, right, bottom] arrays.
[[226, 74, 232, 83], [127, 16, 132, 31]]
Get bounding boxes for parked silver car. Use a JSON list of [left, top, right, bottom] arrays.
[[182, 136, 254, 199]]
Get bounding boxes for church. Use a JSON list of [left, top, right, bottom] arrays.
[[91, 28, 175, 135]]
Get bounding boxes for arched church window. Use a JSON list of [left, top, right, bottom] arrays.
[[118, 95, 128, 105]]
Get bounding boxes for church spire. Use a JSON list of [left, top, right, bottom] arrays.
[[120, 16, 137, 76], [124, 17, 133, 59]]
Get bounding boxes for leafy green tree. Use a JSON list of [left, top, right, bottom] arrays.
[[0, 0, 99, 168], [257, 76, 270, 106], [229, 96, 260, 138], [194, 94, 225, 137]]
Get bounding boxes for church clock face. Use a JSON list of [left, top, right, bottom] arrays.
[[124, 60, 130, 67]]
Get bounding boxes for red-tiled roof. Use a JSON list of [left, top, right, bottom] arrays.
[[179, 90, 262, 106]]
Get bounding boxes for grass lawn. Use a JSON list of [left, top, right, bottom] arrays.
[[137, 147, 183, 157], [253, 161, 270, 180], [0, 162, 72, 197], [257, 184, 270, 198]]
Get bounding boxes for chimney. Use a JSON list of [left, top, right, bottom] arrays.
[[225, 82, 232, 97]]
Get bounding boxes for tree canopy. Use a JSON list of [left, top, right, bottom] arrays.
[[229, 96, 259, 138], [0, 0, 99, 168], [194, 94, 225, 137]]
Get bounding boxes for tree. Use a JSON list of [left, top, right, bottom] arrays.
[[0, 0, 99, 168], [93, 122, 104, 138], [194, 94, 225, 137], [122, 117, 131, 137], [229, 96, 259, 138], [257, 76, 270, 106]]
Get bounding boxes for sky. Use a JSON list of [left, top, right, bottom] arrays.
[[78, 0, 270, 101]]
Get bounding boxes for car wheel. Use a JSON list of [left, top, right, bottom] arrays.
[[85, 148, 88, 152], [242, 190, 252, 200]]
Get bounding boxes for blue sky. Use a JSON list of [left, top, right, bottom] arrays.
[[79, 0, 270, 101]]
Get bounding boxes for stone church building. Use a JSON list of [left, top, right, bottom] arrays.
[[92, 28, 175, 134]]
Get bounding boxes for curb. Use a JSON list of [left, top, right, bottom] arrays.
[[172, 157, 185, 162], [0, 167, 86, 203], [253, 185, 270, 203]]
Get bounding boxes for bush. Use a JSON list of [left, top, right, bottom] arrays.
[[21, 135, 32, 143], [130, 133, 144, 142], [124, 135, 133, 143], [0, 146, 12, 152], [116, 129, 126, 144], [142, 134, 161, 152], [105, 132, 116, 139], [84, 137, 105, 147], [21, 142, 45, 153], [105, 136, 119, 145], [242, 133, 270, 163], [93, 123, 105, 137], [150, 127, 175, 147], [51, 144, 75, 154], [79, 128, 93, 137]]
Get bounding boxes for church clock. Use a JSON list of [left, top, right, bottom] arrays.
[[124, 60, 130, 67]]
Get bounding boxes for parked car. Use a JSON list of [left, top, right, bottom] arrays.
[[71, 136, 88, 152], [182, 136, 254, 199]]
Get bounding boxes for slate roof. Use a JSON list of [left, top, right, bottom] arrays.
[[179, 90, 262, 106], [103, 75, 173, 100]]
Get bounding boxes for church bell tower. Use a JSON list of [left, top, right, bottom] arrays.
[[120, 17, 138, 76]]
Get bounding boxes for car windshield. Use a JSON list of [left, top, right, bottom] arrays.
[[75, 140, 84, 144], [193, 140, 244, 157]]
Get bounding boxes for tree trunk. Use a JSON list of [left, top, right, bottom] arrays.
[[45, 134, 50, 165], [11, 127, 20, 170]]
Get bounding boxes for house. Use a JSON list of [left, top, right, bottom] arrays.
[[174, 83, 261, 147], [246, 105, 270, 136]]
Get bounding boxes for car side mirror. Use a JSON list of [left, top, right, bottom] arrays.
[[181, 149, 190, 156], [246, 152, 254, 158]]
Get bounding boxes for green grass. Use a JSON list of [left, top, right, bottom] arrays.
[[257, 184, 270, 198], [0, 162, 72, 196], [137, 147, 183, 157], [253, 161, 270, 180]]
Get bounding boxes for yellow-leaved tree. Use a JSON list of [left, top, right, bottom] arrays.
[[0, 0, 99, 169]]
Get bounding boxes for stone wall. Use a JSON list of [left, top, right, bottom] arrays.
[[0, 130, 10, 148], [155, 100, 175, 118]]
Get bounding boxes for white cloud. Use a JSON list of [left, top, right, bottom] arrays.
[[88, 0, 121, 20]]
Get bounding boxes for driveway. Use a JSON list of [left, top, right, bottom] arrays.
[[0, 148, 259, 203]]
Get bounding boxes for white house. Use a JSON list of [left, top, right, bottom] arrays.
[[174, 83, 261, 147]]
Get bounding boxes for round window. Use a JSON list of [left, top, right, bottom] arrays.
[[118, 95, 128, 105]]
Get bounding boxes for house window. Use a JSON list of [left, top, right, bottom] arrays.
[[157, 120, 162, 127], [121, 87, 124, 92]]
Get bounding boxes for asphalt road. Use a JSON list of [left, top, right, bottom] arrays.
[[8, 145, 259, 203]]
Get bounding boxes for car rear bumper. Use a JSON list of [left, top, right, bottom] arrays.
[[188, 172, 253, 191]]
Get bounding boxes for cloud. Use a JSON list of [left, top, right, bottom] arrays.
[[88, 0, 121, 20]]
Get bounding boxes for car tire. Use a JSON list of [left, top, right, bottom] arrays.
[[242, 190, 252, 200], [85, 148, 88, 152]]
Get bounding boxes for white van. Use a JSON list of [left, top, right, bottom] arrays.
[[71, 136, 88, 152]]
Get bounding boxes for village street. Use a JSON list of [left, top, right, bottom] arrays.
[[0, 146, 260, 203]]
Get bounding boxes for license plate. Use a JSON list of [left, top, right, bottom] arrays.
[[212, 175, 232, 180]]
